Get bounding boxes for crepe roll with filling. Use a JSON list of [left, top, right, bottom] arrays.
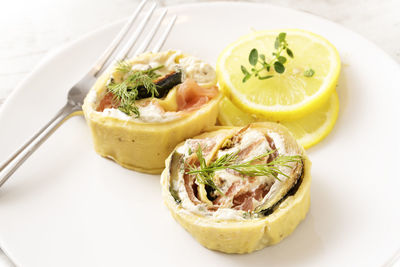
[[83, 50, 221, 173], [161, 122, 311, 253]]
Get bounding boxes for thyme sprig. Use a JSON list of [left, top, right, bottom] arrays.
[[186, 147, 302, 195], [107, 61, 164, 117], [241, 32, 294, 83]]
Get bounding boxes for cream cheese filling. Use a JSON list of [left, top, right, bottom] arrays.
[[175, 128, 299, 221], [87, 50, 216, 123]]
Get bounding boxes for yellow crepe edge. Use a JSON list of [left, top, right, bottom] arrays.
[[161, 122, 311, 253], [82, 52, 221, 174]]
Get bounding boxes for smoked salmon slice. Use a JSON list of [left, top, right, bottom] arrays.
[[176, 79, 218, 111]]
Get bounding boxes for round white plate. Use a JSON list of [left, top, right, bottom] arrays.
[[0, 2, 399, 266]]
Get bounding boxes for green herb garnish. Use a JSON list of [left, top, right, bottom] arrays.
[[107, 61, 164, 117], [241, 32, 294, 83], [187, 147, 226, 195], [186, 147, 302, 195], [304, 68, 315, 77]]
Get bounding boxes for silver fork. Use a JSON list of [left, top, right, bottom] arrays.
[[0, 0, 177, 188]]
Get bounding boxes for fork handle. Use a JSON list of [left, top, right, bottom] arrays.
[[0, 103, 81, 188]]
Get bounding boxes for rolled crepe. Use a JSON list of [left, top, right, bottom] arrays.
[[161, 122, 311, 253], [83, 51, 221, 173]]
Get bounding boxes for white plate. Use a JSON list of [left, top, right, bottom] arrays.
[[0, 2, 399, 266]]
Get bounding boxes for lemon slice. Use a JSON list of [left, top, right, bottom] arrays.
[[280, 91, 339, 148], [217, 29, 341, 121], [217, 91, 339, 149], [218, 96, 256, 126]]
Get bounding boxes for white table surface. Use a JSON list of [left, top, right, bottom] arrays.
[[0, 0, 399, 266]]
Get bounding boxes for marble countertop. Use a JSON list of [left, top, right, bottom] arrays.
[[0, 0, 399, 266]]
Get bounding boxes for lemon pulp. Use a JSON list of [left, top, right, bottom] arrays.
[[217, 91, 339, 149], [217, 29, 341, 121]]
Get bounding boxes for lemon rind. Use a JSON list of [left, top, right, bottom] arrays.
[[290, 90, 339, 149], [216, 29, 341, 121], [217, 91, 340, 150]]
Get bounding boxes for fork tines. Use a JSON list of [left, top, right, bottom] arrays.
[[92, 0, 177, 78]]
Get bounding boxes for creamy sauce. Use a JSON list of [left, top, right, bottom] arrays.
[[174, 128, 300, 221], [101, 103, 181, 123], [179, 56, 216, 85], [87, 89, 181, 123], [212, 208, 246, 221], [214, 170, 242, 193], [87, 50, 216, 123]]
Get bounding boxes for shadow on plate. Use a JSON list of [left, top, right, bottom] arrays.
[[203, 175, 341, 266]]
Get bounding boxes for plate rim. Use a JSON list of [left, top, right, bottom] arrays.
[[1, 1, 400, 266]]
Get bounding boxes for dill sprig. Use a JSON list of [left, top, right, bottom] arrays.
[[115, 60, 133, 73], [186, 147, 302, 194], [187, 147, 225, 195], [107, 61, 164, 117]]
